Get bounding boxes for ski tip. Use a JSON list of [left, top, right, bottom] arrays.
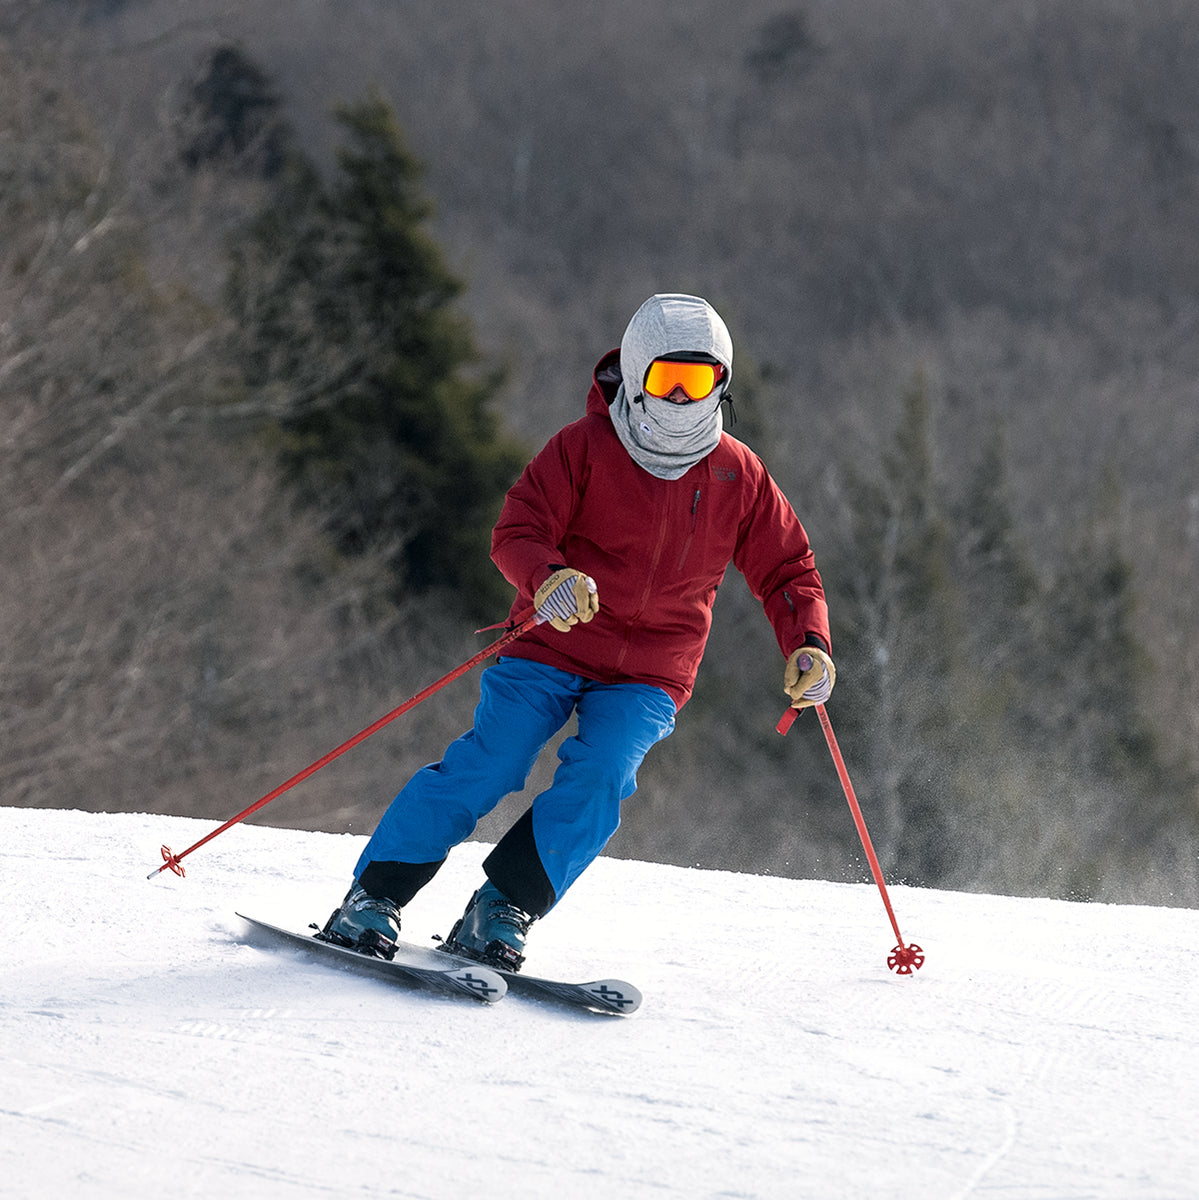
[[579, 979, 642, 1015]]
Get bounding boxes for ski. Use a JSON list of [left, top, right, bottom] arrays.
[[238, 913, 640, 1015], [237, 913, 506, 1004], [434, 941, 642, 1016], [497, 970, 642, 1015]]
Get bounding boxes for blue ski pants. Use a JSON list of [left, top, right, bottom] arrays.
[[354, 657, 676, 915]]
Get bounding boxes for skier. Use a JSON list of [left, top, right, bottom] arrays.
[[322, 293, 834, 970]]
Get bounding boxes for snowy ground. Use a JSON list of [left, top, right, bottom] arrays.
[[3, 806, 1198, 1199]]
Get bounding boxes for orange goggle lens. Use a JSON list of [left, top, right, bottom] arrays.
[[643, 359, 725, 401]]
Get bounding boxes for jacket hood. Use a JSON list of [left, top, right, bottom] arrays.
[[619, 293, 734, 402], [587, 348, 624, 415]]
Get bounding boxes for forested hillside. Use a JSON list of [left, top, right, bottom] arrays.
[[2, 0, 1196, 904]]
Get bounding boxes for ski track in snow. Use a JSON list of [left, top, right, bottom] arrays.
[[2, 806, 1197, 1199]]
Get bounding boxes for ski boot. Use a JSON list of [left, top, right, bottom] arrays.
[[443, 880, 533, 972], [319, 882, 401, 959]]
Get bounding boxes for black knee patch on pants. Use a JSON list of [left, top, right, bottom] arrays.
[[358, 858, 444, 908], [484, 809, 556, 919]]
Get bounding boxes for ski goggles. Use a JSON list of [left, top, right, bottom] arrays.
[[642, 358, 726, 402]]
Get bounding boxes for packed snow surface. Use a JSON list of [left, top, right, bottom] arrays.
[[3, 806, 1198, 1199]]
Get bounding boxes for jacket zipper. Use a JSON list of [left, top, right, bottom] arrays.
[[613, 485, 675, 675]]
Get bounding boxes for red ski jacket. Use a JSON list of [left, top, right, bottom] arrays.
[[491, 349, 830, 709]]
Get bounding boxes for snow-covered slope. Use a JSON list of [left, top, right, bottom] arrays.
[[3, 806, 1197, 1199]]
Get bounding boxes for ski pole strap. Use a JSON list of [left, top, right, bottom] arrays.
[[777, 651, 813, 733]]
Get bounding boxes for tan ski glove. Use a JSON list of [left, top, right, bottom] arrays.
[[784, 646, 836, 709], [534, 568, 600, 632]]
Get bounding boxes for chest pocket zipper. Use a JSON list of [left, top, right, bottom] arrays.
[[676, 487, 702, 571]]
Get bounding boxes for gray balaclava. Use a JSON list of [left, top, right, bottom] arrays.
[[610, 293, 734, 480]]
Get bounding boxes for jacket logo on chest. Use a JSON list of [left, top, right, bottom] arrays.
[[713, 466, 738, 482]]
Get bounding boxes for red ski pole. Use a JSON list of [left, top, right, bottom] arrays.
[[777, 666, 924, 974], [147, 612, 540, 880]]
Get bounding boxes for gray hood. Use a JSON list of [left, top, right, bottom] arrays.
[[620, 293, 734, 401], [611, 294, 734, 480]]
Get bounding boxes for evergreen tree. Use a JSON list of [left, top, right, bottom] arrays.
[[1041, 472, 1163, 785], [953, 421, 1042, 716], [181, 45, 290, 177], [957, 423, 1040, 625], [226, 91, 526, 618]]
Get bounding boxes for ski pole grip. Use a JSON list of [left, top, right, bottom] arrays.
[[776, 652, 814, 734]]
